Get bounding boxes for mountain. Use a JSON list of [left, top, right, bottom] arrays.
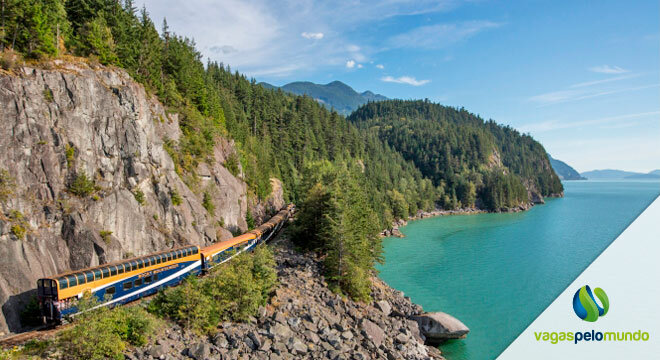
[[581, 169, 660, 180], [548, 156, 586, 180], [259, 80, 387, 115], [348, 100, 564, 211]]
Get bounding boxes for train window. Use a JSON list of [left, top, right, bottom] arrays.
[[123, 281, 133, 290], [117, 264, 124, 274], [166, 253, 172, 262], [130, 261, 138, 271], [58, 277, 68, 290], [94, 269, 101, 280], [110, 266, 117, 276], [153, 273, 158, 281], [102, 268, 109, 278], [137, 259, 144, 269], [146, 257, 153, 266], [77, 273, 85, 285], [68, 275, 77, 287], [144, 275, 152, 284], [134, 278, 143, 287], [154, 256, 160, 264], [106, 286, 116, 295]]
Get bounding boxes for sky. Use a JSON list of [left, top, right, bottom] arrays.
[[137, 0, 660, 173]]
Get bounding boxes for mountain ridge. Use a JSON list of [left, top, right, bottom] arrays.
[[581, 169, 660, 180], [548, 156, 586, 180], [259, 80, 387, 115]]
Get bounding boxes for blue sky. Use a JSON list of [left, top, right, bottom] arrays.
[[139, 0, 659, 173]]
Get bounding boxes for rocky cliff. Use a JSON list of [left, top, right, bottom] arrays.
[[0, 61, 279, 334]]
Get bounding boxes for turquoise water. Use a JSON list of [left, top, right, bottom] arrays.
[[377, 181, 659, 360]]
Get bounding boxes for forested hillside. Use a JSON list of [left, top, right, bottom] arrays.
[[0, 0, 561, 301], [348, 100, 563, 210]]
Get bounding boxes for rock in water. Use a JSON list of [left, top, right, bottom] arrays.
[[412, 312, 470, 345]]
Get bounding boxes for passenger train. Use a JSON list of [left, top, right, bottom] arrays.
[[37, 204, 294, 322]]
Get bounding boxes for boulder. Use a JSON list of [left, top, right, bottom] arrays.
[[411, 312, 469, 345], [360, 319, 385, 346], [375, 300, 392, 316]]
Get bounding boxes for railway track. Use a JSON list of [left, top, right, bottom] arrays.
[[0, 324, 68, 348], [0, 213, 295, 349]]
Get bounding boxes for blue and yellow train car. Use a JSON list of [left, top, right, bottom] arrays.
[[37, 245, 201, 321]]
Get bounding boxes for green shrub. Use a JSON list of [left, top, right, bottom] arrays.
[[8, 210, 29, 239], [133, 189, 145, 205], [57, 295, 159, 360], [0, 169, 15, 202], [246, 209, 255, 230], [65, 144, 76, 168], [149, 246, 277, 334], [223, 152, 240, 177], [68, 172, 96, 197], [202, 191, 214, 214], [43, 88, 54, 103], [99, 230, 113, 244], [170, 189, 182, 206]]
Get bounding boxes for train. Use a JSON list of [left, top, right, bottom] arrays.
[[36, 204, 294, 322]]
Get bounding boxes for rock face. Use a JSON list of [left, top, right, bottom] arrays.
[[412, 312, 470, 345], [128, 236, 446, 360], [0, 61, 281, 334]]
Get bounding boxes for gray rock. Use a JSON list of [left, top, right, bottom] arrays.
[[147, 344, 169, 359], [360, 319, 386, 347], [412, 311, 470, 345], [269, 323, 293, 339], [187, 342, 211, 360], [290, 338, 308, 355], [375, 300, 392, 316], [248, 330, 262, 348], [212, 333, 229, 348]]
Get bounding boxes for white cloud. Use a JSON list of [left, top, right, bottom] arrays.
[[357, 64, 363, 68], [376, 64, 384, 69], [301, 32, 324, 40], [381, 75, 430, 86], [529, 84, 660, 106], [137, 0, 473, 77], [519, 111, 660, 133], [345, 60, 356, 68], [388, 21, 502, 49], [570, 74, 638, 88], [588, 65, 629, 74]]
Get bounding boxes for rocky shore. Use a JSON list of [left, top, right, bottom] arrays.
[[381, 198, 561, 238], [127, 236, 453, 360]]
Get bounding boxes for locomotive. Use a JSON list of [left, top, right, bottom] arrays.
[[36, 204, 294, 322]]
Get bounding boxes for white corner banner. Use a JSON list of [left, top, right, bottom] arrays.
[[497, 195, 660, 359]]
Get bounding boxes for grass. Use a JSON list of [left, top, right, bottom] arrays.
[[202, 191, 214, 214], [170, 189, 182, 206], [0, 169, 15, 202], [8, 210, 29, 239]]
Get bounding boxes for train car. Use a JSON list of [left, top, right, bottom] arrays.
[[200, 233, 259, 271], [37, 245, 201, 322]]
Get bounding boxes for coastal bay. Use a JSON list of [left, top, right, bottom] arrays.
[[377, 181, 660, 359]]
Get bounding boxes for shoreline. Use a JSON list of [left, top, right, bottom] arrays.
[[381, 193, 564, 238]]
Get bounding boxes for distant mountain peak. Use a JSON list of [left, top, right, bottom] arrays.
[[259, 80, 387, 115], [548, 155, 585, 180]]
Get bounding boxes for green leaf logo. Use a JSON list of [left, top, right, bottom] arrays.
[[572, 285, 609, 322]]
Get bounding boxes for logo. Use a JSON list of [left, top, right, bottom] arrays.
[[572, 285, 609, 322]]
